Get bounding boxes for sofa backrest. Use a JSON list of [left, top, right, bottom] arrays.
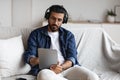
[[0, 27, 35, 49]]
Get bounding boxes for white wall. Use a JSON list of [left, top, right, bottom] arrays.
[[12, 0, 32, 27], [32, 0, 120, 27], [0, 0, 120, 43], [0, 0, 120, 27], [0, 0, 11, 27]]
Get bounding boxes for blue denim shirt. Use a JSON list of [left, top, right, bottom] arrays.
[[24, 25, 79, 76]]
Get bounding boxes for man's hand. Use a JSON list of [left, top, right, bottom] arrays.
[[50, 62, 63, 74], [30, 57, 39, 66], [50, 60, 72, 74]]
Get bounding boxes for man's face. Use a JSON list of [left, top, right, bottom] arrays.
[[48, 12, 64, 32]]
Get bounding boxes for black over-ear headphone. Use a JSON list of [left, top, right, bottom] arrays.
[[44, 5, 68, 23]]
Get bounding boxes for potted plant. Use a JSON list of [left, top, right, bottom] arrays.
[[107, 9, 116, 23]]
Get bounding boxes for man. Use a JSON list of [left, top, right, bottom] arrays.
[[24, 5, 99, 80]]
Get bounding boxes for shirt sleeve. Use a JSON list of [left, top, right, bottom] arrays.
[[24, 31, 38, 64], [66, 32, 78, 66]]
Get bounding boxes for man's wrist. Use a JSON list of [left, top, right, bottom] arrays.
[[62, 67, 65, 71], [30, 57, 39, 66], [61, 64, 65, 71], [61, 60, 72, 70]]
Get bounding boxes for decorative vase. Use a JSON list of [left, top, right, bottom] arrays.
[[107, 15, 115, 23]]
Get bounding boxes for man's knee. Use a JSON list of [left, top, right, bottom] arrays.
[[87, 72, 100, 80], [79, 66, 99, 80], [66, 66, 99, 80], [37, 69, 56, 80]]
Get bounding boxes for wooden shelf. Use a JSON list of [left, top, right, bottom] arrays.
[[67, 21, 120, 24]]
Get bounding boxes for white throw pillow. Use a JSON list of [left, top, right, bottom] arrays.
[[0, 35, 30, 77]]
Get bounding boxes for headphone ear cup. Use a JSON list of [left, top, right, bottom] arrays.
[[45, 12, 50, 19], [63, 13, 68, 23], [63, 17, 66, 23]]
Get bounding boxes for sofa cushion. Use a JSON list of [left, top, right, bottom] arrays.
[[0, 35, 30, 77]]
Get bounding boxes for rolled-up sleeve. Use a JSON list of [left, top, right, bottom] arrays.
[[66, 32, 78, 66]]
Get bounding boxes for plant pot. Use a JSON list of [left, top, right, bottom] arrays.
[[107, 15, 115, 23]]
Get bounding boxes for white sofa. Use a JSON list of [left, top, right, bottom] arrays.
[[0, 27, 36, 80], [0, 23, 120, 80]]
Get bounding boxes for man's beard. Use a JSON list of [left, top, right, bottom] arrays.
[[49, 24, 59, 32]]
